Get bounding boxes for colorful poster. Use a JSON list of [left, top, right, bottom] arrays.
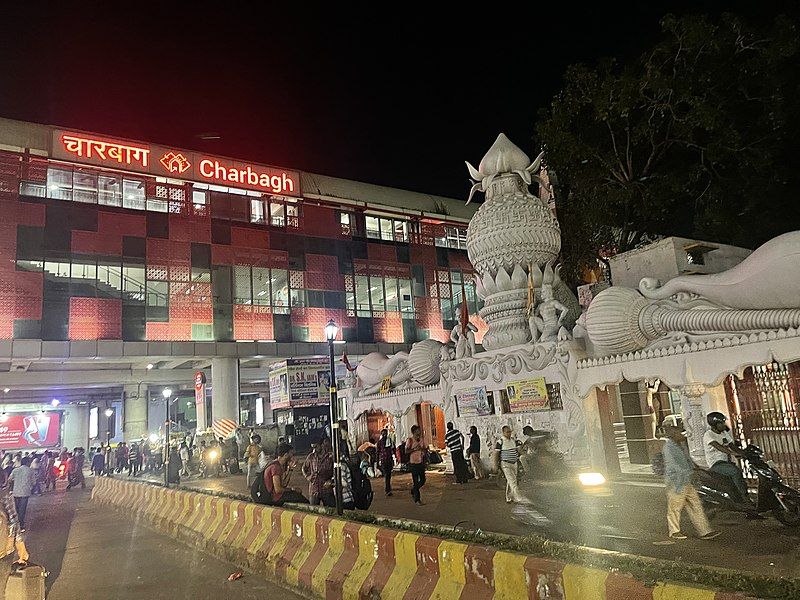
[[506, 377, 550, 413], [194, 371, 207, 430], [456, 387, 492, 417], [0, 413, 61, 450], [269, 362, 290, 409]]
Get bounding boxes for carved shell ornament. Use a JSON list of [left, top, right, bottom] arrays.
[[465, 133, 546, 204]]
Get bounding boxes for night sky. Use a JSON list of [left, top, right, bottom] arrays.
[[0, 2, 792, 200]]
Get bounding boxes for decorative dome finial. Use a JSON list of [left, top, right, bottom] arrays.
[[466, 133, 544, 204]]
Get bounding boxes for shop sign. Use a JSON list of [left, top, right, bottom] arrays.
[[506, 377, 549, 413], [0, 413, 61, 450], [52, 129, 301, 196], [456, 386, 492, 417], [269, 358, 331, 409]]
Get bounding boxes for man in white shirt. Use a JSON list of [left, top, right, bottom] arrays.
[[703, 412, 756, 512]]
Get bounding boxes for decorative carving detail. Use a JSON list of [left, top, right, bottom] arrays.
[[586, 286, 800, 354], [448, 343, 558, 384]]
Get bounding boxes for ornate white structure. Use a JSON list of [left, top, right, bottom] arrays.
[[346, 133, 800, 475]]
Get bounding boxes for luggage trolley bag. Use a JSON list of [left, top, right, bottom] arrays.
[[5, 563, 46, 600]]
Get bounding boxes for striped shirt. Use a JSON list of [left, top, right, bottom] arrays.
[[445, 429, 464, 452], [495, 438, 520, 463], [339, 464, 354, 505]]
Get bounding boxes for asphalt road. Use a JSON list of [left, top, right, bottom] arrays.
[[0, 481, 304, 600], [140, 466, 800, 578]]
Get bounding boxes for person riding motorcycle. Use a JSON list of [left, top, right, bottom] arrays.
[[703, 412, 758, 515]]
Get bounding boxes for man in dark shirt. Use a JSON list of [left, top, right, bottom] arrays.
[[376, 429, 395, 496], [467, 426, 486, 479], [445, 422, 470, 484]]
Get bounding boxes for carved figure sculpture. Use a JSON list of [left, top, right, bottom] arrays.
[[534, 282, 569, 342], [355, 351, 410, 396], [451, 322, 478, 358]]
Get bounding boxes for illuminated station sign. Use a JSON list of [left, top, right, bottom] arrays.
[[52, 130, 300, 196]]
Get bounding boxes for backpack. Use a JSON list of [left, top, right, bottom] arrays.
[[651, 451, 665, 477], [250, 463, 274, 505], [349, 462, 373, 510]]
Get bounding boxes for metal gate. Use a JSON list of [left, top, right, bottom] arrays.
[[725, 362, 800, 487]]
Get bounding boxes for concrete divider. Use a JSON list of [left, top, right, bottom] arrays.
[[92, 477, 761, 599]]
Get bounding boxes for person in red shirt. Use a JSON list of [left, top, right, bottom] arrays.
[[263, 443, 308, 506]]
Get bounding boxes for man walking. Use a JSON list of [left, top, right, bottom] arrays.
[[405, 425, 427, 505], [376, 429, 395, 496], [9, 457, 36, 529], [244, 434, 264, 488], [445, 422, 470, 484], [495, 426, 524, 503], [91, 445, 105, 477], [663, 421, 720, 540], [467, 426, 485, 479]]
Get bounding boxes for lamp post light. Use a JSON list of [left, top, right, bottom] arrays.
[[104, 407, 113, 446], [325, 319, 343, 516], [162, 388, 172, 487]]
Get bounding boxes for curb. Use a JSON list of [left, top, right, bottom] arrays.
[[92, 477, 774, 599]]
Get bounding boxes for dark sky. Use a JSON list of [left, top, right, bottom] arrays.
[[0, 2, 792, 199]]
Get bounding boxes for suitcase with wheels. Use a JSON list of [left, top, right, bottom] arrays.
[[4, 563, 46, 599]]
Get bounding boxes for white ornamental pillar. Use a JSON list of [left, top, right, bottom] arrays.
[[677, 383, 729, 466], [211, 358, 240, 438], [123, 383, 148, 442]]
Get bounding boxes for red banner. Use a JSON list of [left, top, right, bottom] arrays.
[[0, 413, 61, 450]]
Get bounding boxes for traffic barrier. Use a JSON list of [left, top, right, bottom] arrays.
[[92, 477, 763, 600]]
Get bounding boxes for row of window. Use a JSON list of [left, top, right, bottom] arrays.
[[20, 165, 469, 248], [351, 275, 415, 317]]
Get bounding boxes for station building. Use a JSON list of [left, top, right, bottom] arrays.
[[0, 117, 479, 450]]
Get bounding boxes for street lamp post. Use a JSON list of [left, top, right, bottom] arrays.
[[325, 319, 343, 516], [104, 408, 113, 447], [162, 388, 172, 487]]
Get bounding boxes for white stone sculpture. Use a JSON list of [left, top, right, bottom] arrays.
[[585, 231, 800, 354], [465, 134, 579, 350], [450, 322, 478, 358], [407, 339, 450, 385], [354, 351, 411, 396], [533, 265, 570, 342]]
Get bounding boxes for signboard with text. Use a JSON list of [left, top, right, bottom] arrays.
[[51, 129, 301, 196], [0, 413, 61, 450], [456, 387, 493, 417], [506, 377, 550, 413], [269, 358, 331, 409]]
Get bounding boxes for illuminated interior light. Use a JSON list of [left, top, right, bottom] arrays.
[[578, 472, 606, 487]]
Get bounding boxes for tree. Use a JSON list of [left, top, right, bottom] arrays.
[[536, 13, 800, 285]]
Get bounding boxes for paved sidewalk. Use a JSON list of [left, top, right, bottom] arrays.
[[0, 480, 303, 600], [129, 467, 800, 578]]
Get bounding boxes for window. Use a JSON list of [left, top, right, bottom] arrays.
[[434, 225, 468, 249], [192, 190, 207, 214], [234, 266, 252, 304], [147, 186, 168, 212], [380, 219, 393, 242], [394, 220, 409, 242], [47, 168, 73, 201], [285, 202, 300, 228], [355, 275, 370, 317], [269, 200, 285, 227], [98, 175, 122, 206], [147, 281, 168, 307], [399, 279, 413, 316], [250, 199, 265, 224], [271, 269, 289, 313], [191, 323, 213, 341], [385, 277, 399, 311], [365, 216, 380, 239], [123, 265, 146, 302], [73, 170, 98, 203], [340, 211, 351, 236], [122, 179, 146, 210], [252, 267, 270, 305], [290, 288, 306, 308]]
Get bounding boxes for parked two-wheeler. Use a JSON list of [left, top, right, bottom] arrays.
[[694, 444, 800, 526]]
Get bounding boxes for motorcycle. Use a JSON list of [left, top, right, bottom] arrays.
[[200, 448, 220, 478], [505, 430, 616, 541], [694, 444, 800, 527]]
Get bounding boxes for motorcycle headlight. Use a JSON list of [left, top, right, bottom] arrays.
[[578, 472, 606, 487], [209, 450, 218, 460]]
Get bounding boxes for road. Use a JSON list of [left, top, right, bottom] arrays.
[[0, 480, 304, 600], [136, 466, 800, 578]]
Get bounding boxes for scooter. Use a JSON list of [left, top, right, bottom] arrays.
[[693, 444, 800, 527], [200, 448, 220, 478]]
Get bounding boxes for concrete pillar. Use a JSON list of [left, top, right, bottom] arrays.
[[211, 358, 240, 428], [582, 387, 621, 476], [123, 383, 148, 442], [679, 383, 729, 466]]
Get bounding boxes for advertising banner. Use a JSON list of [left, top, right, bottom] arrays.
[[0, 413, 61, 450], [269, 358, 332, 409], [506, 377, 550, 413], [456, 387, 493, 417], [194, 371, 207, 430], [269, 362, 290, 409]]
